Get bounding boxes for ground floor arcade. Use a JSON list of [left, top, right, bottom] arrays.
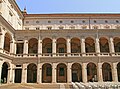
[[0, 61, 120, 84]]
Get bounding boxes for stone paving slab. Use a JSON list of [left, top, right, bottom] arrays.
[[0, 83, 73, 89]]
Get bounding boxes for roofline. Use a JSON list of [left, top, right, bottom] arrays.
[[24, 13, 120, 17]]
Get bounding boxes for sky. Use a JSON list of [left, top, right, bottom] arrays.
[[16, 0, 120, 14]]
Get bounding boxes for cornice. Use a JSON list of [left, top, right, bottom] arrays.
[[24, 13, 120, 19]]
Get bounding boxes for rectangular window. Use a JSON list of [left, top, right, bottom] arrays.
[[46, 67, 52, 76], [16, 43, 23, 54], [59, 67, 64, 76]]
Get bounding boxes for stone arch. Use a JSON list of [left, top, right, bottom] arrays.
[[114, 37, 120, 52], [117, 62, 120, 82], [71, 37, 81, 53], [99, 37, 109, 52], [42, 63, 52, 83], [56, 38, 67, 53], [4, 33, 12, 52], [1, 62, 10, 83], [27, 63, 37, 83], [42, 38, 52, 53], [28, 38, 38, 54], [102, 62, 112, 81], [85, 37, 95, 53], [71, 63, 82, 82], [57, 63, 67, 83], [87, 62, 97, 82]]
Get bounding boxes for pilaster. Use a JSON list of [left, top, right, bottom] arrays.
[[12, 64, 15, 83], [23, 39, 28, 57], [95, 38, 100, 55], [67, 37, 71, 56], [52, 63, 57, 83], [112, 63, 118, 82], [81, 37, 85, 56], [7, 63, 13, 84], [10, 40, 14, 54], [109, 37, 115, 55], [21, 63, 28, 83], [67, 63, 72, 83], [82, 63, 87, 83], [98, 63, 103, 82], [0, 32, 4, 53], [38, 36, 42, 57], [52, 37, 56, 57], [0, 62, 2, 83], [39, 63, 42, 83]]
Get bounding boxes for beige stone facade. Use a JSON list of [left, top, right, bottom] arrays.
[[0, 0, 120, 84]]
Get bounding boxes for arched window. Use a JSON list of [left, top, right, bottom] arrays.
[[100, 37, 109, 52], [85, 37, 95, 53], [28, 38, 38, 54]]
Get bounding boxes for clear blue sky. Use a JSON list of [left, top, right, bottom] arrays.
[[16, 0, 120, 14]]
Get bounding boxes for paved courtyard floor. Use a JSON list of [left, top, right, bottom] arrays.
[[0, 83, 73, 89], [0, 82, 120, 89]]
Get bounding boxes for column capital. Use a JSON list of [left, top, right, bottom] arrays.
[[95, 38, 99, 42], [52, 62, 57, 67], [109, 36, 115, 53], [82, 63, 87, 68], [67, 63, 72, 66]]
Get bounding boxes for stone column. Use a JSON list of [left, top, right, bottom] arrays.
[[95, 38, 100, 55], [38, 36, 42, 57], [67, 37, 71, 56], [98, 63, 103, 82], [52, 37, 56, 57], [23, 39, 28, 57], [81, 37, 85, 56], [0, 32, 4, 53], [112, 63, 118, 82], [67, 63, 72, 83], [52, 63, 57, 83], [109, 37, 115, 55], [21, 63, 28, 83], [82, 63, 87, 83]]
